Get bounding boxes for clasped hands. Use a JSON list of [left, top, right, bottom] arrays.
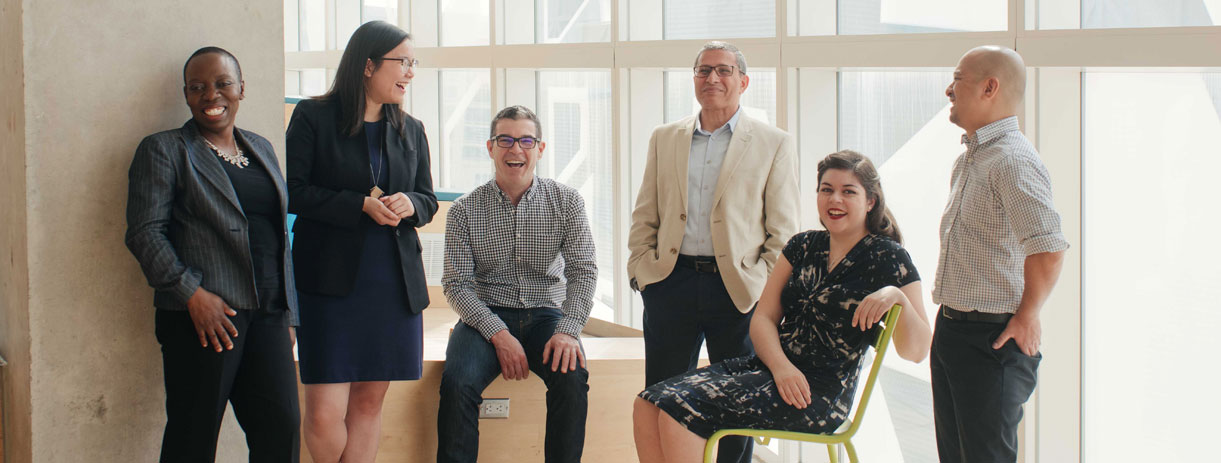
[[363, 192, 415, 226], [490, 330, 586, 381]]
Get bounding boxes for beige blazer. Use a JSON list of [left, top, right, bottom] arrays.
[[627, 113, 800, 312]]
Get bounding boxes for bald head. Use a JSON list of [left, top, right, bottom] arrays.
[[960, 46, 1026, 104], [946, 46, 1027, 134]]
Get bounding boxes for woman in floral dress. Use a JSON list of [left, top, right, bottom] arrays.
[[633, 150, 933, 462]]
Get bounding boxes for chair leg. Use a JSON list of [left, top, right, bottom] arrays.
[[703, 433, 720, 463], [844, 440, 859, 463], [826, 443, 839, 463]]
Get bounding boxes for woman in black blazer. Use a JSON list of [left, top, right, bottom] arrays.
[[125, 47, 300, 462], [286, 21, 437, 463]]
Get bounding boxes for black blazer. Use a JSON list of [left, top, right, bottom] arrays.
[[286, 98, 437, 313], [125, 120, 298, 322]]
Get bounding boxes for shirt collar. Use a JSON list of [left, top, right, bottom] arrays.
[[962, 116, 1020, 147], [491, 176, 539, 204], [695, 107, 742, 136]]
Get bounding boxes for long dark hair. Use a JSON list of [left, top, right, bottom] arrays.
[[816, 150, 903, 244], [320, 21, 410, 137]]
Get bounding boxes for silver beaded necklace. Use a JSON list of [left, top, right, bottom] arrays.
[[203, 137, 250, 168]]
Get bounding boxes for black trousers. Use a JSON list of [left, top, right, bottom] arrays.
[[155, 309, 300, 463], [642, 265, 754, 463], [930, 312, 1041, 463]]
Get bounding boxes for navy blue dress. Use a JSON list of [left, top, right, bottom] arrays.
[[296, 121, 424, 384], [639, 231, 919, 438]]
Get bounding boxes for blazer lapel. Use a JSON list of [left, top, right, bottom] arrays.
[[183, 122, 243, 214], [711, 116, 753, 208], [384, 122, 416, 194], [674, 117, 696, 212]]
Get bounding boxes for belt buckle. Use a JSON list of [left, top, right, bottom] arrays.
[[695, 261, 717, 273]]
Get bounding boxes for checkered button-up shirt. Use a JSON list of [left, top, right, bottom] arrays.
[[932, 116, 1070, 314], [442, 177, 598, 340]]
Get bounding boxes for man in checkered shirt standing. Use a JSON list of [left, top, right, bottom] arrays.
[[932, 46, 1069, 463], [438, 105, 597, 463]]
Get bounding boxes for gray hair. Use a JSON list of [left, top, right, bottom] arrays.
[[489, 105, 543, 140], [693, 41, 748, 75]]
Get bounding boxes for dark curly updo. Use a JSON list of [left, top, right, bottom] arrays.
[[816, 150, 902, 244]]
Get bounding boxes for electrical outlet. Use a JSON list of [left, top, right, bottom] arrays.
[[479, 398, 510, 419]]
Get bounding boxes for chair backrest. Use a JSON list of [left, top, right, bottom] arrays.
[[840, 304, 902, 437]]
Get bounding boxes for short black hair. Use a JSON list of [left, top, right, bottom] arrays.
[[183, 46, 243, 83], [489, 105, 543, 140]]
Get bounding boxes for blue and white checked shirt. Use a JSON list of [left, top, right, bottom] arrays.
[[442, 177, 598, 340], [933, 116, 1070, 314]]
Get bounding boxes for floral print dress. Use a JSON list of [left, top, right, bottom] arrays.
[[638, 230, 919, 438]]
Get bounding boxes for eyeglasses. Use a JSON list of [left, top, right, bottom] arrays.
[[693, 65, 739, 78], [380, 57, 419, 73], [490, 135, 540, 149]]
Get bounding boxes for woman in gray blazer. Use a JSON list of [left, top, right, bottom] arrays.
[[125, 47, 300, 463]]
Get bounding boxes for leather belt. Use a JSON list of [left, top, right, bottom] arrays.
[[675, 254, 719, 273], [941, 305, 1012, 324]]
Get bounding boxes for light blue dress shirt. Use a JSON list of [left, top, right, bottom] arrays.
[[680, 108, 741, 256]]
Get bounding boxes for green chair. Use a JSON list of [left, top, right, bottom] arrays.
[[702, 304, 903, 463]]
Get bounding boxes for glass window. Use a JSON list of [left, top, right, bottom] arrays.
[[836, 69, 961, 372], [503, 0, 612, 44], [285, 0, 300, 52], [439, 69, 493, 191], [1082, 0, 1221, 28], [1082, 71, 1221, 462], [442, 0, 491, 46], [301, 69, 328, 97], [664, 0, 776, 39], [834, 69, 965, 463], [362, 0, 399, 24], [536, 71, 615, 321], [834, 0, 1007, 34], [839, 70, 952, 165], [663, 69, 777, 125], [540, 0, 612, 43], [285, 70, 302, 97], [336, 0, 362, 49], [300, 0, 326, 51]]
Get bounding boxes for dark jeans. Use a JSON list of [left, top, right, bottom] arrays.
[[437, 307, 589, 463], [642, 265, 754, 463], [155, 309, 300, 463], [930, 312, 1041, 463]]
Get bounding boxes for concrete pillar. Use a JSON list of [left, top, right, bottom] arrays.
[[1, 1, 285, 460]]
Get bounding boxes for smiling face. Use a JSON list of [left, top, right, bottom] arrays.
[[364, 39, 414, 106], [693, 49, 749, 113], [487, 117, 545, 189], [946, 51, 988, 132], [817, 168, 875, 238], [183, 53, 243, 137]]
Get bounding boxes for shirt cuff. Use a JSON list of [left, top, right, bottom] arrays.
[[171, 268, 203, 305], [555, 316, 585, 339], [475, 317, 510, 341], [1022, 232, 1070, 256]]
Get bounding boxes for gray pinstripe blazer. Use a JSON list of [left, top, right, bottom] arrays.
[[125, 120, 298, 323]]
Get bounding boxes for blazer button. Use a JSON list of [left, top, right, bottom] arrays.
[[680, 214, 687, 221], [395, 229, 401, 236], [670, 248, 677, 255]]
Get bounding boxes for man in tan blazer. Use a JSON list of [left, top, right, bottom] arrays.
[[627, 41, 800, 463]]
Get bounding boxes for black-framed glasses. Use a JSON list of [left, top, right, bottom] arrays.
[[490, 135, 539, 149], [381, 57, 419, 72], [693, 65, 739, 78]]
